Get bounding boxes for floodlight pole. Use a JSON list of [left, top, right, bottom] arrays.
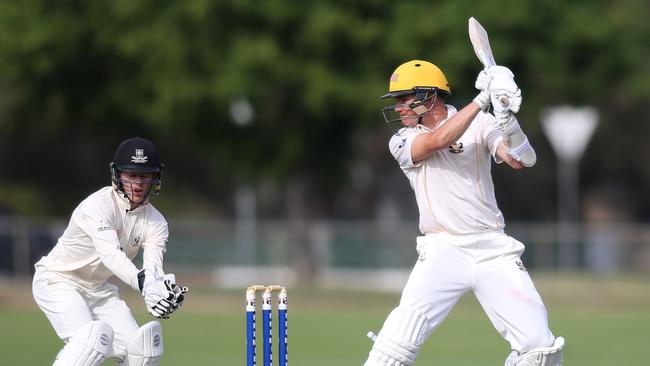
[[556, 156, 580, 268], [231, 97, 258, 264], [541, 106, 598, 270], [236, 184, 257, 264]]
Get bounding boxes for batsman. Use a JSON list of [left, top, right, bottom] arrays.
[[363, 31, 564, 366], [32, 137, 188, 365]]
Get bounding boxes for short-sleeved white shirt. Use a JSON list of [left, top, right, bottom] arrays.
[[35, 186, 168, 291], [389, 105, 506, 234]]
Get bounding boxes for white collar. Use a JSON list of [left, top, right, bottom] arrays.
[[111, 188, 148, 212], [432, 104, 458, 129], [414, 104, 458, 132]]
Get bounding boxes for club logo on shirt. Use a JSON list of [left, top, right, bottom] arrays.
[[398, 138, 407, 149], [97, 220, 112, 232], [131, 233, 142, 247], [448, 142, 464, 154], [131, 149, 148, 163], [515, 260, 527, 272]]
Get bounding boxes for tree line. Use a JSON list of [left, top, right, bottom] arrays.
[[0, 0, 648, 221]]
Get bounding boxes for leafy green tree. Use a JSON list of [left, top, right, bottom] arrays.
[[0, 0, 648, 222]]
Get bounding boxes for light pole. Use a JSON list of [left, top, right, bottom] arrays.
[[541, 106, 598, 269], [230, 97, 257, 264]]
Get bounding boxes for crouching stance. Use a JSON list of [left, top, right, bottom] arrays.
[[365, 60, 563, 365], [32, 137, 188, 365]]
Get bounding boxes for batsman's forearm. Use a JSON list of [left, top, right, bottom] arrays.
[[504, 128, 526, 148], [412, 103, 481, 162], [436, 103, 481, 147], [504, 129, 536, 167], [500, 114, 536, 167]]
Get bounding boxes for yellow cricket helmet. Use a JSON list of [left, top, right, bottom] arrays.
[[380, 60, 451, 99]]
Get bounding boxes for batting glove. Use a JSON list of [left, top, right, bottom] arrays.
[[474, 69, 490, 92], [494, 109, 517, 133], [473, 91, 491, 112], [486, 65, 514, 79], [487, 66, 522, 114], [472, 70, 491, 111]]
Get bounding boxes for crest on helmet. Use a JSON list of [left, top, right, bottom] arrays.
[[131, 149, 148, 164], [110, 137, 165, 204]]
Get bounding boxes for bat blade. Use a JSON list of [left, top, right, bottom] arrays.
[[468, 17, 496, 67], [469, 17, 510, 107]]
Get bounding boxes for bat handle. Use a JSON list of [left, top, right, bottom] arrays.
[[498, 95, 510, 107]]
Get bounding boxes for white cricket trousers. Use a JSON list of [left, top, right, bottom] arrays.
[[32, 266, 140, 360], [402, 230, 555, 353]]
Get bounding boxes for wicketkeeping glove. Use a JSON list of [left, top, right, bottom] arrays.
[[161, 273, 189, 316], [138, 268, 176, 319]]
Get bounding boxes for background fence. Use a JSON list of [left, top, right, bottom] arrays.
[[2, 216, 649, 290]]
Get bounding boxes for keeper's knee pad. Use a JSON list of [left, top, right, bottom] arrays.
[[505, 337, 564, 366], [364, 305, 431, 366], [124, 321, 164, 366], [53, 321, 114, 366]]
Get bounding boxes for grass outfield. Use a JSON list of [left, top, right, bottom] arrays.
[[2, 273, 649, 365]]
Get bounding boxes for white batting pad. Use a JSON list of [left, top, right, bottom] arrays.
[[505, 336, 565, 366], [125, 321, 164, 366], [53, 321, 114, 366], [364, 305, 431, 366]]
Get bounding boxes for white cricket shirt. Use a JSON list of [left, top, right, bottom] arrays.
[[389, 105, 506, 234], [35, 186, 168, 291]]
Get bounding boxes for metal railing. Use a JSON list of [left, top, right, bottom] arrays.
[[1, 216, 649, 279]]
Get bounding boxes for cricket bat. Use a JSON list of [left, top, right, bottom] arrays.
[[468, 17, 508, 107], [468, 17, 497, 68], [469, 17, 536, 166]]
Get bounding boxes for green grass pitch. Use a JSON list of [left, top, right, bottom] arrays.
[[2, 274, 649, 365]]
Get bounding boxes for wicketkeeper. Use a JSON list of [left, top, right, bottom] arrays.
[[363, 60, 564, 366], [32, 137, 188, 365]]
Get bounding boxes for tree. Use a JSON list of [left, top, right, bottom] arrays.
[[0, 0, 648, 223]]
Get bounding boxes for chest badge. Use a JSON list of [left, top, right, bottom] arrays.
[[516, 260, 528, 272], [418, 252, 427, 262], [448, 142, 464, 154], [131, 233, 142, 247]]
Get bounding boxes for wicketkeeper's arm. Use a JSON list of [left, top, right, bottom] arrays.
[[138, 268, 189, 319]]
